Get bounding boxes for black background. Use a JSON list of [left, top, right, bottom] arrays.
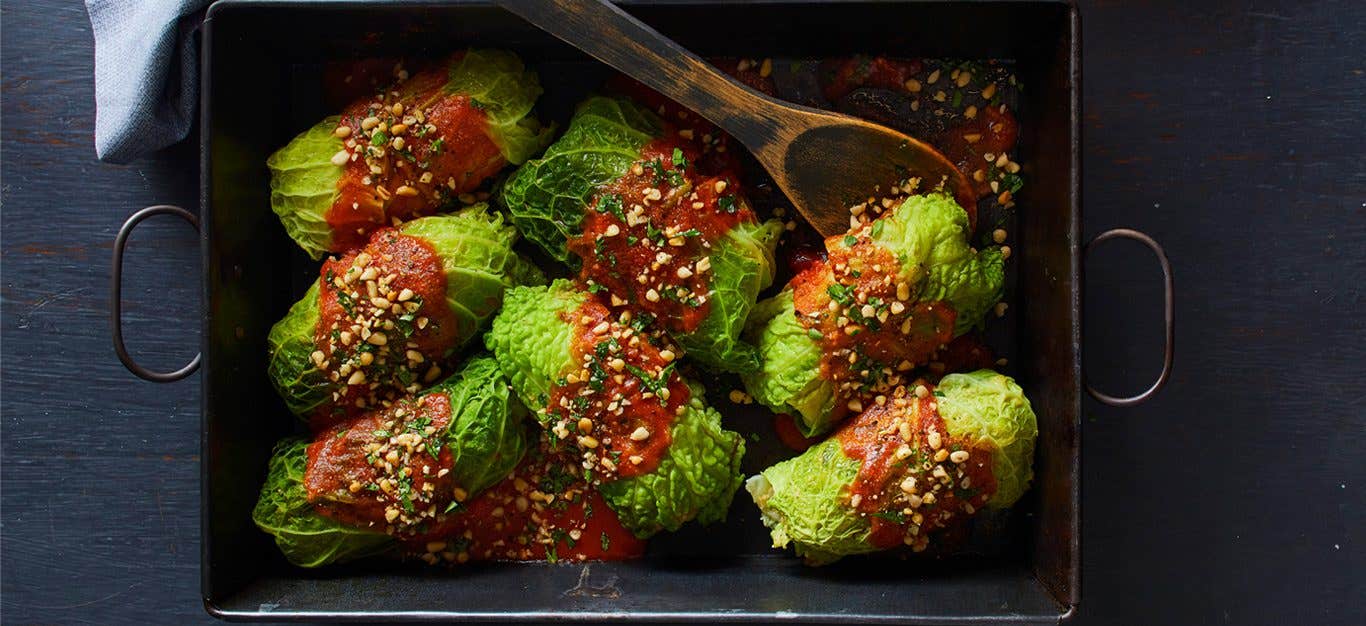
[[1, 0, 1362, 624]]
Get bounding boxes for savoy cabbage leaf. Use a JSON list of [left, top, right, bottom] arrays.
[[599, 382, 746, 537], [420, 354, 532, 495], [499, 96, 661, 262], [251, 438, 395, 568], [677, 218, 783, 374]]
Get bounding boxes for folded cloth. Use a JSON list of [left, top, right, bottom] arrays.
[[86, 0, 211, 163]]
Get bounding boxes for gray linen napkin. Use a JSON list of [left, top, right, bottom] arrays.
[[86, 0, 211, 163]]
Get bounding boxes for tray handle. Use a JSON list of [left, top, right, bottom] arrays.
[[111, 205, 201, 382], [1084, 228, 1173, 406]]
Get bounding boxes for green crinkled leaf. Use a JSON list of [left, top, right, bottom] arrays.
[[483, 280, 585, 413], [678, 219, 783, 374], [500, 96, 661, 262], [936, 370, 1038, 508], [868, 192, 1004, 335], [266, 282, 332, 417], [420, 354, 532, 494], [267, 116, 344, 259], [921, 246, 1005, 335], [267, 206, 542, 419], [446, 49, 554, 164], [599, 382, 747, 538], [400, 205, 546, 341], [251, 439, 395, 568], [866, 192, 974, 288], [746, 438, 872, 566], [739, 289, 834, 436]]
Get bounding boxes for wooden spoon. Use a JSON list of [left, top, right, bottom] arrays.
[[496, 0, 976, 237]]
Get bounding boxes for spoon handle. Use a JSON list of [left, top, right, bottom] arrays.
[[495, 0, 781, 147]]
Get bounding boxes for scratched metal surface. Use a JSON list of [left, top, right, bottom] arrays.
[[1, 0, 1363, 624]]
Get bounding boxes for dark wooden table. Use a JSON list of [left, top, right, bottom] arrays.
[[2, 1, 1362, 624]]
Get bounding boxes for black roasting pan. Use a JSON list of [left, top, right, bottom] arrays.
[[108, 0, 1175, 622]]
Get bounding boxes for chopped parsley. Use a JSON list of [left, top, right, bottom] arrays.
[[597, 193, 627, 220], [336, 290, 356, 315], [1002, 172, 1025, 194], [397, 476, 415, 513], [539, 465, 577, 496], [645, 221, 666, 244], [629, 312, 655, 333], [872, 510, 907, 524], [645, 157, 666, 185], [718, 196, 737, 214], [625, 361, 676, 400], [826, 283, 856, 305]]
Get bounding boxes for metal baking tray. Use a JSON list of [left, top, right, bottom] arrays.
[[107, 0, 1172, 622]]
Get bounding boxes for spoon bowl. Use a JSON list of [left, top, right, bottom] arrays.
[[776, 117, 978, 234]]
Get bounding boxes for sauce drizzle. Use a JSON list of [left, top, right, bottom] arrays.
[[313, 229, 457, 429], [567, 137, 753, 335], [329, 54, 505, 250], [836, 382, 997, 551], [541, 297, 687, 479]]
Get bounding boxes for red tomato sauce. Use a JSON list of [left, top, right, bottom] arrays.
[[604, 74, 747, 180], [305, 393, 461, 542], [566, 136, 753, 335], [835, 383, 998, 551], [820, 56, 924, 102], [788, 228, 958, 426], [937, 104, 1019, 199], [322, 57, 420, 110], [312, 229, 458, 430], [542, 297, 687, 479], [328, 54, 505, 251], [933, 334, 997, 375], [773, 414, 821, 453], [432, 445, 647, 563]]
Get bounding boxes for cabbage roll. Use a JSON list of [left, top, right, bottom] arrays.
[[747, 371, 1037, 565], [267, 206, 543, 429], [742, 192, 1005, 436], [252, 355, 531, 567], [269, 50, 552, 257], [484, 280, 746, 537]]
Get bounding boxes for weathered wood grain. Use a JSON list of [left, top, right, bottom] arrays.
[[0, 0, 1362, 624], [1, 2, 209, 624], [1078, 1, 1365, 624]]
